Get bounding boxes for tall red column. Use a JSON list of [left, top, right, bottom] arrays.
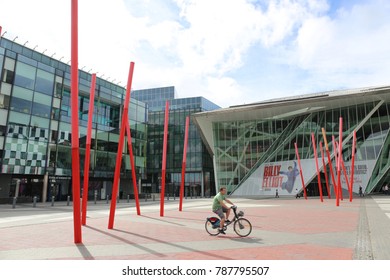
[[82, 73, 96, 225], [125, 118, 141, 215], [322, 128, 337, 202], [350, 130, 357, 201], [319, 141, 331, 198], [179, 116, 190, 211], [294, 142, 307, 199], [70, 0, 82, 243], [332, 136, 341, 205], [311, 133, 323, 202], [338, 118, 344, 202], [160, 101, 169, 217], [108, 62, 135, 229]]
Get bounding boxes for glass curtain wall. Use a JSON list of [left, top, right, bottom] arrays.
[[0, 38, 147, 201], [213, 101, 390, 194]]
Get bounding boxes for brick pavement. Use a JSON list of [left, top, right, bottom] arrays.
[[0, 195, 389, 260]]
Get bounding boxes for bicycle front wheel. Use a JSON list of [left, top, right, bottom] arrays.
[[233, 218, 252, 237], [205, 218, 220, 236]]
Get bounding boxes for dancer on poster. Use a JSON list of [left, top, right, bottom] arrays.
[[280, 161, 300, 193]]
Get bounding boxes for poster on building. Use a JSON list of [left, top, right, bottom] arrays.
[[232, 158, 376, 197], [338, 160, 376, 194], [234, 159, 317, 196]]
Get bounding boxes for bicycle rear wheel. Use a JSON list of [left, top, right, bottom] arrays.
[[233, 218, 252, 237], [205, 217, 220, 236]]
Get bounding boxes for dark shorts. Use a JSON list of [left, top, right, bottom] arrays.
[[213, 208, 227, 219]]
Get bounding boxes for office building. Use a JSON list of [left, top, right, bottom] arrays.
[[0, 35, 148, 203], [132, 86, 220, 198]]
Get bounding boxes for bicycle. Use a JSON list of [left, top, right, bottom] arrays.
[[205, 205, 252, 237]]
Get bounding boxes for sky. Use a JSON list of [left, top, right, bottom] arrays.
[[1, 0, 390, 108]]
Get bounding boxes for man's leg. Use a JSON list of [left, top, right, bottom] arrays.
[[225, 208, 231, 222], [215, 209, 226, 233]]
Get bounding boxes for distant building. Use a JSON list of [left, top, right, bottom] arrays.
[[193, 86, 390, 197], [132, 86, 220, 198]]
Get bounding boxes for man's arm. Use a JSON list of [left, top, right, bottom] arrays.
[[219, 200, 229, 209], [224, 198, 234, 206]]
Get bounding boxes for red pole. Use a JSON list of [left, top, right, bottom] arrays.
[[294, 142, 307, 199], [322, 128, 338, 202], [311, 133, 323, 202], [350, 130, 357, 201], [332, 135, 343, 203], [160, 101, 169, 217], [70, 0, 82, 244], [320, 141, 331, 198], [0, 26, 2, 37], [335, 138, 351, 200], [179, 116, 190, 211], [341, 157, 350, 196], [125, 118, 141, 215], [82, 73, 96, 225], [108, 62, 135, 229], [338, 118, 344, 202]]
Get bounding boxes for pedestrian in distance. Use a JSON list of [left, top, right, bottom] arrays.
[[359, 185, 364, 197]]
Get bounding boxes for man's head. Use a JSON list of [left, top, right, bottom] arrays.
[[219, 187, 227, 194]]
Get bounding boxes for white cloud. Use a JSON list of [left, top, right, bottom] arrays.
[[293, 0, 390, 89], [1, 0, 390, 107]]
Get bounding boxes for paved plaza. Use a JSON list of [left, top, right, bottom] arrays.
[[0, 195, 390, 260]]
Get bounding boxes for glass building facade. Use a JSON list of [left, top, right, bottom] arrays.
[[0, 36, 147, 203], [132, 87, 220, 197], [193, 87, 390, 197]]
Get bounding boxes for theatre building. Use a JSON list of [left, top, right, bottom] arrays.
[[193, 86, 390, 197]]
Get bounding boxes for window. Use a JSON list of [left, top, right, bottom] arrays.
[[14, 62, 36, 90], [35, 69, 54, 95]]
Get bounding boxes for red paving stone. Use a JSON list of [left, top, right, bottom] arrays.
[[0, 198, 364, 260]]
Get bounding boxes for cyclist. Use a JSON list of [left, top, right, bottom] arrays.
[[212, 187, 234, 234]]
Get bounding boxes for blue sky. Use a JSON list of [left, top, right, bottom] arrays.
[[1, 0, 389, 107]]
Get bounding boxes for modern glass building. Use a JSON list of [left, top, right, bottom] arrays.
[[193, 86, 390, 197], [0, 36, 148, 203], [132, 86, 220, 197]]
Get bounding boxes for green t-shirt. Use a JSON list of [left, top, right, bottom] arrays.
[[212, 192, 226, 211]]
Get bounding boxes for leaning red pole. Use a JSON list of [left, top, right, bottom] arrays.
[[179, 116, 190, 211], [294, 142, 307, 199], [82, 73, 96, 225], [320, 141, 331, 198], [337, 118, 343, 204], [338, 119, 344, 202], [335, 138, 352, 201], [349, 130, 357, 201], [321, 128, 338, 202], [332, 136, 341, 204], [311, 133, 323, 202], [340, 157, 351, 198], [70, 0, 82, 243], [125, 118, 141, 215], [108, 62, 135, 229], [160, 101, 169, 217]]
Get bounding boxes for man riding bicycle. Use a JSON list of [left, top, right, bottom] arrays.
[[212, 187, 234, 234]]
